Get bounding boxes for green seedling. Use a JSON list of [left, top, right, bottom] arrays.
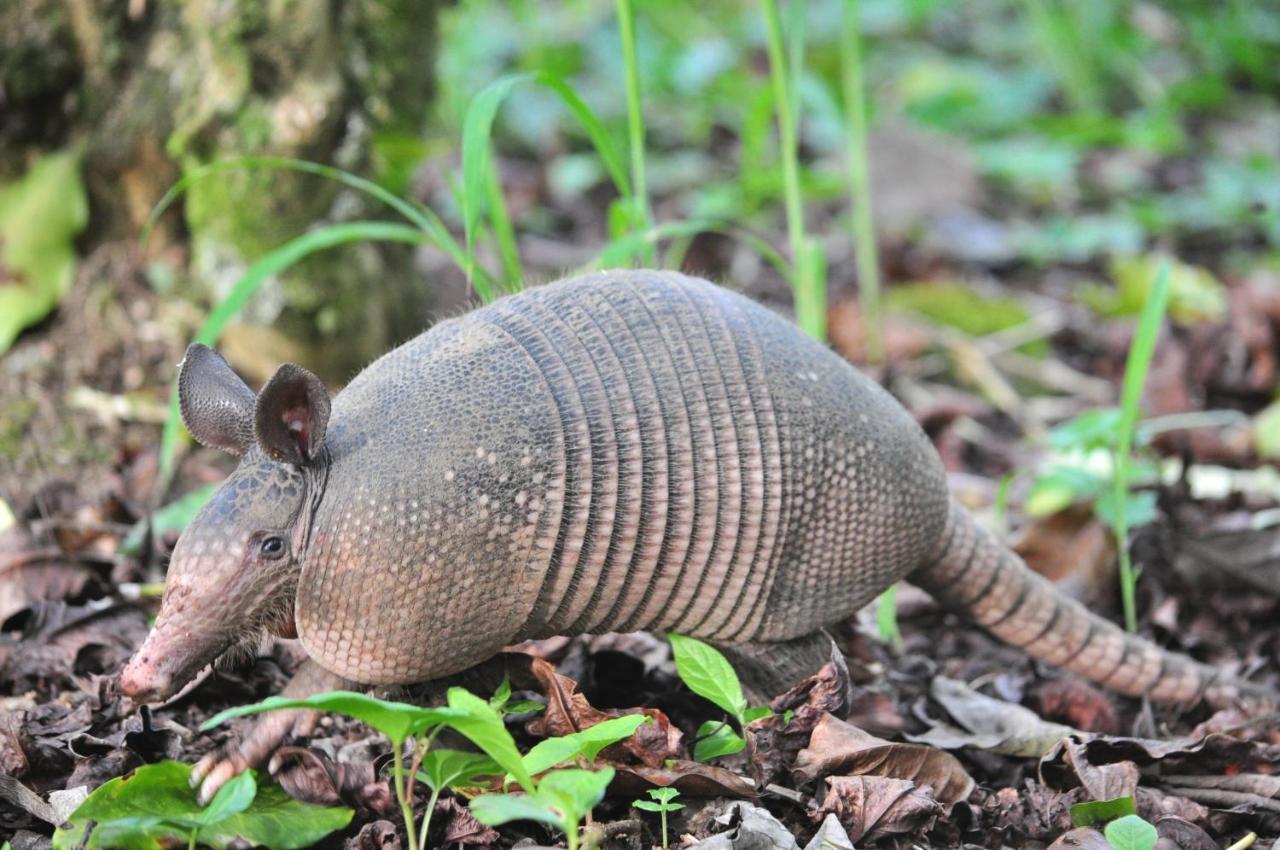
[[669, 633, 771, 761], [53, 761, 351, 850], [1104, 814, 1159, 850], [520, 714, 649, 776], [489, 674, 545, 715], [633, 787, 684, 850], [1069, 795, 1137, 828], [204, 687, 534, 850], [471, 767, 614, 850], [416, 750, 501, 849]]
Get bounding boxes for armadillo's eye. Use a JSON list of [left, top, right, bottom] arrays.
[[259, 535, 287, 559]]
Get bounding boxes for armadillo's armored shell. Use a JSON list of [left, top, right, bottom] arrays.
[[296, 271, 949, 685]]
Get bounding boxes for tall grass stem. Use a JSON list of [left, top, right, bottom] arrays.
[[839, 0, 883, 363], [616, 0, 653, 265], [1113, 262, 1171, 632]]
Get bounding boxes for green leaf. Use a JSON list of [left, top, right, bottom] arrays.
[[1094, 489, 1157, 529], [1070, 795, 1137, 828], [418, 749, 501, 793], [490, 675, 513, 711], [537, 767, 615, 827], [742, 707, 772, 723], [446, 687, 536, 793], [197, 771, 256, 826], [692, 720, 746, 762], [119, 484, 218, 556], [202, 691, 458, 746], [668, 634, 747, 721], [469, 792, 563, 830], [1025, 465, 1110, 517], [521, 715, 649, 776], [633, 800, 664, 812], [53, 761, 351, 850], [1048, 409, 1124, 453], [644, 787, 683, 810], [1103, 814, 1158, 850], [0, 148, 88, 354]]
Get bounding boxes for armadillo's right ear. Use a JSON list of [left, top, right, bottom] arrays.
[[177, 343, 256, 456]]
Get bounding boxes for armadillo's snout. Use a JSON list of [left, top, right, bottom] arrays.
[[119, 654, 172, 704]]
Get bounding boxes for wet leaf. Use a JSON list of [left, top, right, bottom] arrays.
[[794, 713, 974, 806]]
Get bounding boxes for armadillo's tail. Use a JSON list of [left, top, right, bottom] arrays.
[[911, 500, 1268, 707]]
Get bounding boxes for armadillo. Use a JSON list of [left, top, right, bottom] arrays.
[[119, 270, 1257, 801]]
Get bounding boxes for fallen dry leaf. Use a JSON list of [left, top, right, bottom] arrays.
[[524, 654, 681, 767], [794, 713, 974, 806], [435, 796, 500, 845], [1012, 505, 1117, 608], [815, 775, 940, 843], [269, 747, 394, 818], [746, 646, 852, 787], [911, 676, 1076, 757], [611, 760, 756, 799], [1035, 678, 1120, 735], [688, 802, 798, 850], [1046, 826, 1112, 850]]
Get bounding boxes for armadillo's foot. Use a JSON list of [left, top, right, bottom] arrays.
[[191, 707, 317, 804]]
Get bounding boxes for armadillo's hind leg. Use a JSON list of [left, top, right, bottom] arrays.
[[191, 658, 354, 804], [715, 630, 841, 706]]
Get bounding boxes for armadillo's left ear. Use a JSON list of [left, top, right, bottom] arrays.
[[254, 363, 331, 465]]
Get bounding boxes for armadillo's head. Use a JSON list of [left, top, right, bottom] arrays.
[[119, 344, 332, 703]]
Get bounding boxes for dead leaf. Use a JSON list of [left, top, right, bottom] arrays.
[[435, 796, 500, 845], [1153, 816, 1218, 850], [524, 655, 681, 767], [269, 747, 393, 818], [687, 802, 798, 850], [610, 760, 756, 799], [911, 676, 1076, 757], [346, 819, 401, 850], [746, 648, 852, 787], [1, 602, 148, 693], [794, 713, 974, 806], [800, 814, 853, 850], [1046, 826, 1112, 849], [1035, 678, 1120, 735], [1012, 506, 1117, 608], [815, 775, 940, 843]]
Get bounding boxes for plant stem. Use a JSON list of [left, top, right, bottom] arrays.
[[1112, 262, 1171, 633], [419, 788, 441, 850], [189, 829, 197, 850], [660, 809, 669, 850], [839, 0, 882, 363], [616, 0, 653, 264], [392, 742, 419, 850], [761, 0, 823, 340]]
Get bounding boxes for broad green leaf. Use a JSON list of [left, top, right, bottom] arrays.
[[743, 707, 772, 723], [0, 148, 88, 354], [1094, 489, 1157, 529], [197, 772, 256, 826], [1094, 254, 1225, 325], [418, 749, 500, 793], [1048, 409, 1124, 453], [1257, 400, 1280, 460], [446, 687, 535, 793], [202, 691, 459, 745], [119, 484, 218, 556], [668, 633, 747, 721], [490, 675, 513, 710], [537, 767, 615, 827], [1070, 795, 1137, 828], [692, 720, 746, 762], [53, 761, 351, 850], [884, 281, 1041, 354], [1025, 465, 1109, 517], [521, 715, 649, 776], [1103, 814, 1158, 850], [469, 792, 562, 830]]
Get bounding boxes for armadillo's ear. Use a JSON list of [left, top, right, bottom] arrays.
[[178, 343, 256, 456], [254, 362, 331, 465]]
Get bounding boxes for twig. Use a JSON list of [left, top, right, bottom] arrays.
[[1226, 833, 1257, 850]]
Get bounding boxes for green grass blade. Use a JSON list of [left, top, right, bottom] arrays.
[[157, 221, 432, 489], [590, 219, 791, 281], [1112, 261, 1171, 632], [839, 0, 882, 364], [533, 72, 631, 198], [140, 155, 495, 297], [484, 156, 523, 292], [616, 0, 653, 264]]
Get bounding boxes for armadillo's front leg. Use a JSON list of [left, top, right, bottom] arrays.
[[191, 657, 353, 804]]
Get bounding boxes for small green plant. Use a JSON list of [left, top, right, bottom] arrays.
[[668, 633, 769, 760], [416, 749, 501, 845], [1104, 814, 1159, 850], [633, 787, 684, 850], [53, 761, 351, 850], [471, 767, 615, 850], [1069, 795, 1137, 828], [488, 674, 545, 715]]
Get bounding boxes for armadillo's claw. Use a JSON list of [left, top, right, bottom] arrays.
[[190, 707, 319, 805], [192, 747, 251, 805]]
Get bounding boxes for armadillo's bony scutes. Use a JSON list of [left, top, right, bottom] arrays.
[[120, 270, 1257, 800]]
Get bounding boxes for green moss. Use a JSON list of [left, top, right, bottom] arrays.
[[886, 280, 1045, 356]]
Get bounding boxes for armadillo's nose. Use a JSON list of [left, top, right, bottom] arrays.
[[119, 654, 171, 704]]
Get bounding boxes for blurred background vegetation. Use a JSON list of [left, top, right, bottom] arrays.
[[2, 0, 1279, 500]]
